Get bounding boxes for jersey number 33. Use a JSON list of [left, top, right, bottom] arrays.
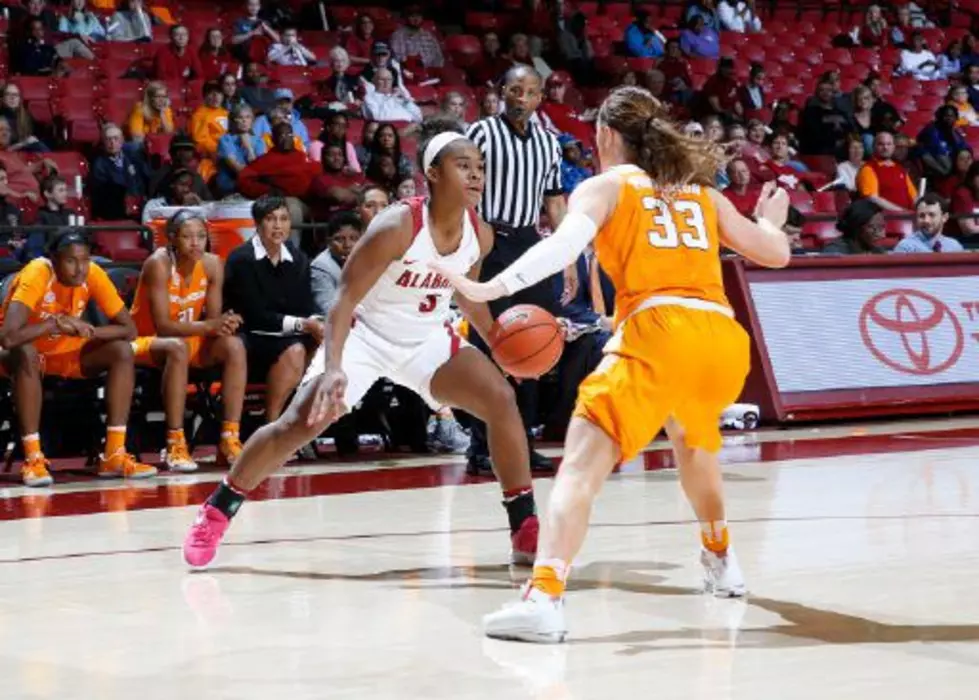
[[643, 197, 709, 251]]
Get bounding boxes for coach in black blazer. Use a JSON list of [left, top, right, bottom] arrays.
[[224, 195, 325, 421]]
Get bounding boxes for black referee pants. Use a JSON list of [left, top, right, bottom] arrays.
[[465, 224, 562, 461]]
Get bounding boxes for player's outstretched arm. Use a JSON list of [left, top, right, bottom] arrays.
[[451, 217, 496, 342], [322, 203, 415, 372], [431, 173, 619, 303], [710, 183, 792, 268]]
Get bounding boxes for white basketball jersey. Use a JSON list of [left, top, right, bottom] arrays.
[[354, 197, 481, 345]]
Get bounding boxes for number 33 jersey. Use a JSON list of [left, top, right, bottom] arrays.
[[355, 197, 481, 346], [596, 164, 731, 328]]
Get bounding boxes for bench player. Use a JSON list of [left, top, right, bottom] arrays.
[[182, 117, 540, 568], [435, 86, 793, 642], [130, 210, 248, 472], [0, 230, 157, 486]]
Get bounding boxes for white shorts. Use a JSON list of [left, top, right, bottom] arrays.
[[301, 320, 470, 410]]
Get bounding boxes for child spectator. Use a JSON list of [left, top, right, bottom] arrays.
[[558, 134, 593, 194]]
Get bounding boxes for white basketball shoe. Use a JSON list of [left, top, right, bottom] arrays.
[[700, 547, 747, 598], [483, 584, 568, 643]]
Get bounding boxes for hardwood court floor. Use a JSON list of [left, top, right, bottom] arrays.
[[0, 417, 976, 699]]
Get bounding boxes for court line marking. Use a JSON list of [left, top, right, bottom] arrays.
[[1, 512, 976, 565]]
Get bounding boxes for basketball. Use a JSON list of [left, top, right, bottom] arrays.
[[489, 305, 565, 379]]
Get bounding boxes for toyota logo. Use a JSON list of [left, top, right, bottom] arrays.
[[859, 289, 964, 375]]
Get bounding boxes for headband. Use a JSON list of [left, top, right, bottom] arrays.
[[422, 132, 467, 172]]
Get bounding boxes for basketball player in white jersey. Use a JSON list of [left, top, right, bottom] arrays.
[[183, 117, 541, 568]]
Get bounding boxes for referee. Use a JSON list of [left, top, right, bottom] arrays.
[[464, 64, 567, 474]]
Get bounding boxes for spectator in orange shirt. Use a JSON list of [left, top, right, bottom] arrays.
[[857, 130, 917, 211], [189, 80, 229, 183], [127, 80, 174, 142], [130, 210, 247, 472], [153, 24, 204, 81], [0, 230, 156, 487]]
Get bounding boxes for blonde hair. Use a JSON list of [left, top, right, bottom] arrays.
[[142, 81, 168, 118], [597, 86, 726, 187]]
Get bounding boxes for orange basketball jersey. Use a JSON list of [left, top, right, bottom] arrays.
[[131, 256, 209, 336], [595, 164, 731, 327]]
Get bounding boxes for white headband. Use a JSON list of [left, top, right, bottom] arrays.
[[422, 132, 468, 172]]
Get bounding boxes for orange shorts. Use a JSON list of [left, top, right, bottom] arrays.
[[35, 338, 89, 379], [573, 305, 750, 461], [132, 336, 206, 368]]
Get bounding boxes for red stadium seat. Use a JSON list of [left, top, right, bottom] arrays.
[[27, 100, 53, 125], [91, 228, 150, 263], [444, 35, 482, 68], [799, 155, 838, 178], [789, 190, 814, 214], [594, 55, 629, 78], [464, 11, 512, 34], [11, 76, 52, 102], [812, 190, 840, 213], [430, 65, 469, 86], [801, 218, 839, 242], [822, 47, 854, 66], [915, 94, 946, 113], [45, 152, 90, 185], [56, 95, 99, 122], [885, 216, 914, 238], [66, 119, 101, 147]]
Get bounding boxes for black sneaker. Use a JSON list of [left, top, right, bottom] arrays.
[[466, 453, 493, 476], [530, 450, 554, 472]]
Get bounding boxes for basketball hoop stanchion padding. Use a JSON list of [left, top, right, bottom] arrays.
[[721, 255, 979, 424], [148, 201, 256, 259]]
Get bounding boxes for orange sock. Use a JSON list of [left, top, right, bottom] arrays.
[[700, 520, 730, 554], [22, 433, 41, 459], [167, 429, 185, 445], [220, 421, 240, 440], [105, 426, 126, 456], [531, 559, 569, 597]]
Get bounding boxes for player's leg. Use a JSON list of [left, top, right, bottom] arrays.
[[429, 345, 538, 562], [135, 337, 195, 472], [263, 341, 309, 421], [197, 334, 247, 466], [483, 320, 671, 642], [4, 345, 50, 487], [79, 339, 157, 478], [183, 336, 380, 568], [667, 315, 751, 597]]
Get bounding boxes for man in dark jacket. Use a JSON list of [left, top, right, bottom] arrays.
[[89, 123, 149, 220]]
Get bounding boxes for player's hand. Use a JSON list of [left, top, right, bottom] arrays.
[[756, 182, 789, 230], [202, 317, 227, 336], [307, 367, 348, 427], [302, 317, 326, 344], [220, 312, 243, 335], [56, 315, 94, 338], [428, 262, 507, 303]]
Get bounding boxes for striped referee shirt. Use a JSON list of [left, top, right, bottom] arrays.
[[466, 114, 563, 229]]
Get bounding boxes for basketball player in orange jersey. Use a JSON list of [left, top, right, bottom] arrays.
[[0, 230, 158, 487], [433, 86, 792, 643], [130, 210, 248, 472], [182, 118, 540, 569]]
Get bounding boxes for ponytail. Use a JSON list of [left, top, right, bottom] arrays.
[[599, 87, 728, 188]]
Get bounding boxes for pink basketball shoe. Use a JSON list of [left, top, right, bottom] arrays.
[[183, 504, 230, 569]]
